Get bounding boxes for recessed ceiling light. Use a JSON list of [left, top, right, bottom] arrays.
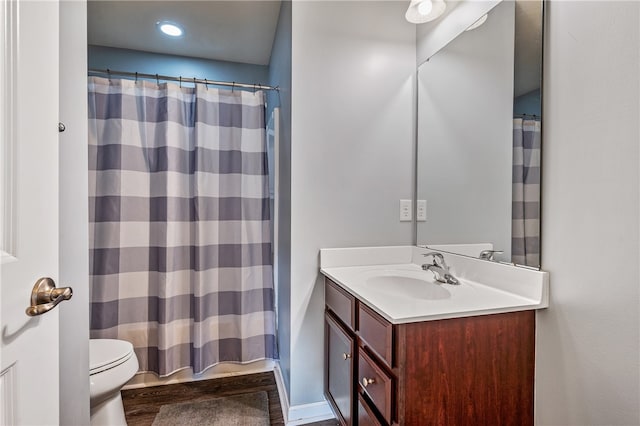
[[465, 14, 488, 31], [158, 21, 183, 37]]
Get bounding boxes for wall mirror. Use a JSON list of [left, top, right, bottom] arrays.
[[416, 0, 543, 268]]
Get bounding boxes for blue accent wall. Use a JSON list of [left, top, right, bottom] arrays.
[[88, 45, 270, 87], [514, 88, 542, 116], [267, 0, 292, 397]]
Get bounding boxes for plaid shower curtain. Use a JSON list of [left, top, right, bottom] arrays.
[[512, 118, 541, 267], [88, 76, 277, 376]]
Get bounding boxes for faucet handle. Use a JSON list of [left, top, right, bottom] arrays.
[[479, 250, 503, 261], [423, 252, 445, 266]]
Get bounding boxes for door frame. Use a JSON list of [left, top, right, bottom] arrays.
[[58, 0, 90, 424]]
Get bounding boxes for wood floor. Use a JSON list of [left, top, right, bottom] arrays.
[[122, 371, 338, 426]]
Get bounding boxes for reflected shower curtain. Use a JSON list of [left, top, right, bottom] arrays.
[[512, 118, 541, 266], [88, 77, 277, 376]]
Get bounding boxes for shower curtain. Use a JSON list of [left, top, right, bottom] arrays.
[[512, 118, 541, 267], [88, 76, 277, 376]]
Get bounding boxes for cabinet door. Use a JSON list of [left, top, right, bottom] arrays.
[[358, 394, 382, 426], [325, 312, 355, 426]]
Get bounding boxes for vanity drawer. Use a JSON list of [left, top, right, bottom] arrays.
[[358, 347, 393, 425], [325, 278, 356, 331], [358, 394, 382, 426], [358, 302, 393, 367]]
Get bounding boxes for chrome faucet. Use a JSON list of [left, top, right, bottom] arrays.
[[479, 250, 504, 261], [421, 252, 459, 285]]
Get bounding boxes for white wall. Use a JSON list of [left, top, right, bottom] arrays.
[[416, 0, 514, 259], [537, 1, 640, 424], [290, 1, 416, 407], [59, 1, 90, 424]]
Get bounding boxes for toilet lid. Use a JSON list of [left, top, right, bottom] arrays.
[[90, 339, 134, 375]]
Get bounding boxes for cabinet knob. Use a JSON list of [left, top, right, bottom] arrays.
[[362, 377, 375, 387], [342, 353, 352, 360]]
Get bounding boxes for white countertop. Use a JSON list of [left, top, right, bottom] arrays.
[[320, 246, 549, 324]]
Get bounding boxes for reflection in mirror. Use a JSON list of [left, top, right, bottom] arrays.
[[416, 0, 542, 268]]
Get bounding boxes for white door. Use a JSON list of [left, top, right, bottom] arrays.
[[1, 0, 61, 425]]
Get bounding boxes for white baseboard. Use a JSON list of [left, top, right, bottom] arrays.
[[286, 401, 335, 425], [273, 363, 290, 416], [273, 363, 335, 425]]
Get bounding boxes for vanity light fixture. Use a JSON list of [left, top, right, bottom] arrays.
[[157, 21, 183, 37], [405, 0, 446, 24], [465, 14, 488, 31]]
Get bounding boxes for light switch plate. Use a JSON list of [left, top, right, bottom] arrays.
[[400, 199, 412, 221], [417, 200, 427, 221]]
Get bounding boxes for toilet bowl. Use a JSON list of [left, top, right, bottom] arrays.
[[89, 339, 139, 426]]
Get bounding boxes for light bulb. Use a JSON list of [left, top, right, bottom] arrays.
[[417, 0, 433, 16], [405, 0, 446, 24], [158, 22, 183, 37]]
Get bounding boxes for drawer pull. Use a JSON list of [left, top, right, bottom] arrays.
[[343, 353, 352, 360], [362, 377, 375, 387]]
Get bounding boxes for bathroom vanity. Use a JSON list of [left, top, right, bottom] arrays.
[[320, 246, 549, 426]]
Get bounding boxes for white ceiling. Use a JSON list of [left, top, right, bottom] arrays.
[[88, 0, 541, 95], [88, 1, 282, 66]]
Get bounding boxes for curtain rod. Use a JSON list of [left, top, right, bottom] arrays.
[[88, 68, 279, 91]]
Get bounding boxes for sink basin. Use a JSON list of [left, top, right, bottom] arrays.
[[320, 246, 549, 323], [365, 273, 451, 300]]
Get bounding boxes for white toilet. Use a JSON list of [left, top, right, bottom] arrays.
[[89, 339, 139, 426]]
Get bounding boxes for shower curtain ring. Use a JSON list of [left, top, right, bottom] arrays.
[[232, 82, 235, 92], [156, 74, 159, 85], [193, 77, 197, 87], [179, 76, 182, 88], [135, 72, 138, 82], [107, 68, 111, 82], [204, 79, 208, 90]]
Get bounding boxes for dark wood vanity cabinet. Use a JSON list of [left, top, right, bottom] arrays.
[[324, 277, 536, 426]]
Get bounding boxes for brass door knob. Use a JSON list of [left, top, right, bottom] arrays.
[[362, 377, 375, 387]]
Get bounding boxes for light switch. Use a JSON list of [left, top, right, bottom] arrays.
[[417, 200, 427, 221], [400, 199, 412, 221]]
